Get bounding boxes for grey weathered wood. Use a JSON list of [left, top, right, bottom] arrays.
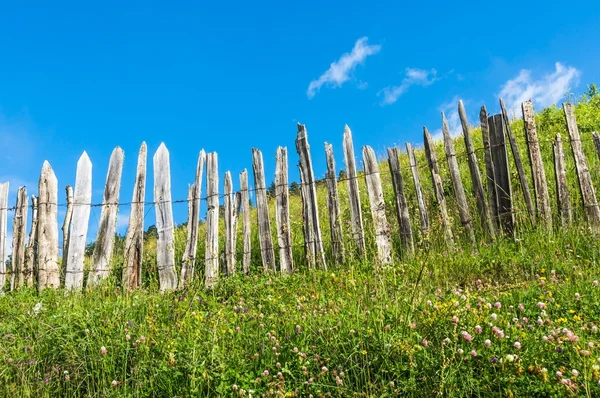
[[387, 147, 414, 256], [37, 161, 60, 289], [522, 100, 552, 229], [24, 195, 38, 287], [406, 143, 429, 238], [324, 143, 345, 265], [459, 101, 495, 239], [362, 145, 393, 265], [65, 152, 93, 291], [60, 186, 73, 284], [180, 150, 205, 286], [563, 102, 600, 228], [553, 134, 571, 227], [153, 144, 178, 291], [500, 98, 535, 224], [275, 147, 293, 274], [205, 152, 220, 286], [87, 147, 124, 287], [239, 169, 251, 274], [442, 112, 476, 246], [299, 164, 315, 267], [10, 187, 28, 290], [479, 105, 500, 230], [224, 171, 241, 275], [343, 125, 366, 255], [295, 123, 326, 269], [122, 142, 146, 291], [252, 148, 276, 272], [488, 114, 515, 235], [592, 132, 600, 160], [423, 127, 454, 249], [0, 182, 8, 290]]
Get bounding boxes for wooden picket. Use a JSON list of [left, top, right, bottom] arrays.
[[553, 134, 571, 227], [252, 148, 276, 272], [60, 185, 73, 282], [275, 147, 293, 274], [325, 143, 345, 264], [37, 162, 60, 290], [205, 151, 220, 286], [239, 169, 251, 274], [479, 105, 500, 230], [343, 125, 366, 255], [387, 147, 414, 256], [224, 171, 241, 275], [24, 195, 38, 287], [10, 187, 28, 290], [181, 150, 205, 285], [0, 182, 8, 290], [406, 143, 429, 238], [488, 114, 515, 235]]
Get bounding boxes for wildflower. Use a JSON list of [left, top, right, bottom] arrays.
[[470, 350, 477, 357], [461, 331, 473, 343], [410, 322, 416, 329], [321, 366, 328, 372], [336, 376, 343, 386], [475, 325, 482, 334], [125, 334, 131, 341], [452, 316, 459, 324], [427, 300, 433, 306], [33, 302, 42, 314], [139, 336, 146, 343], [101, 346, 107, 356], [491, 356, 498, 364], [259, 323, 265, 328], [506, 354, 515, 362], [421, 339, 428, 347], [111, 380, 119, 387], [592, 325, 598, 333], [263, 370, 269, 376], [276, 362, 281, 368], [538, 302, 546, 309], [277, 372, 282, 378], [542, 336, 549, 342], [443, 337, 451, 345], [580, 350, 590, 357], [518, 304, 525, 312], [572, 369, 579, 377], [514, 342, 521, 349], [293, 347, 299, 353], [537, 318, 544, 325], [593, 280, 598, 287], [235, 327, 241, 332], [522, 317, 528, 324], [494, 302, 502, 309], [484, 339, 491, 347], [575, 293, 581, 300], [232, 385, 238, 391], [491, 313, 498, 321], [589, 342, 595, 349], [349, 329, 355, 334], [457, 349, 464, 355]]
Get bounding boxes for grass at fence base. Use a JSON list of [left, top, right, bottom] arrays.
[[1, 225, 600, 397]]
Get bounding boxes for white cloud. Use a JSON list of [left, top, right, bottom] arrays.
[[307, 37, 381, 99], [379, 67, 438, 105], [499, 62, 580, 116], [432, 96, 463, 141]]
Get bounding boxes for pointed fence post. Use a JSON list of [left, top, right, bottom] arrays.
[[459, 101, 495, 239], [480, 105, 500, 229], [553, 134, 571, 227], [489, 114, 515, 235], [363, 145, 392, 265], [406, 143, 429, 239], [343, 125, 366, 255], [65, 152, 93, 291], [0, 182, 8, 290], [153, 144, 178, 291], [205, 152, 221, 286], [252, 148, 276, 272], [442, 112, 476, 246], [123, 142, 147, 291], [324, 143, 345, 265], [522, 100, 552, 229], [299, 164, 315, 267], [563, 103, 600, 228], [387, 147, 414, 256], [24, 195, 38, 287], [37, 162, 59, 290], [239, 169, 251, 274], [60, 186, 73, 284], [10, 187, 28, 290], [592, 132, 600, 160], [224, 171, 241, 275], [275, 147, 293, 274]]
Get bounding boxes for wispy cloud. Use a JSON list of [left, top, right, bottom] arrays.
[[499, 62, 580, 116], [379, 67, 438, 106], [307, 37, 381, 99]]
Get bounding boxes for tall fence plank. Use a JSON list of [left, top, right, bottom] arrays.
[[205, 152, 221, 286], [10, 187, 28, 290], [458, 101, 495, 239], [553, 134, 571, 227], [480, 106, 500, 230], [522, 100, 552, 229], [123, 142, 147, 291], [24, 195, 38, 287], [489, 114, 515, 235], [153, 144, 178, 291], [224, 171, 241, 275], [252, 148, 276, 272], [343, 125, 366, 255], [563, 103, 600, 228], [88, 147, 124, 287], [324, 143, 345, 265], [38, 161, 59, 289], [180, 150, 206, 285], [363, 145, 392, 265], [592, 132, 600, 160], [423, 127, 454, 249], [442, 112, 476, 245], [500, 98, 535, 225], [387, 147, 414, 256], [0, 182, 8, 290], [406, 143, 429, 238], [239, 169, 251, 274], [275, 147, 293, 274], [296, 123, 327, 269], [60, 186, 73, 284], [65, 152, 93, 291], [299, 165, 315, 267]]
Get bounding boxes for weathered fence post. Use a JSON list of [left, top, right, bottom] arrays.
[[296, 123, 326, 269], [65, 152, 93, 291], [442, 112, 476, 246], [60, 186, 73, 284], [239, 169, 251, 274], [10, 187, 28, 290], [153, 144, 178, 291], [275, 147, 293, 274], [500, 98, 535, 225], [458, 101, 495, 239], [324, 143, 345, 265], [252, 148, 276, 272], [123, 142, 147, 291], [180, 150, 206, 286], [488, 114, 515, 235], [343, 125, 366, 255], [24, 195, 38, 287], [224, 171, 241, 275], [299, 165, 315, 267], [563, 103, 600, 228], [479, 106, 500, 229], [37, 162, 59, 290], [363, 145, 392, 265], [423, 127, 455, 249], [87, 147, 124, 287], [406, 143, 429, 238], [0, 182, 8, 290], [387, 147, 414, 256], [553, 134, 571, 227], [205, 151, 220, 286], [522, 100, 552, 229], [592, 132, 600, 160]]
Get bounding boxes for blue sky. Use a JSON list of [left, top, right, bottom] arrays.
[[0, 0, 599, 245]]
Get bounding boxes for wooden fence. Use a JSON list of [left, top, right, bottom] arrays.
[[0, 100, 599, 293]]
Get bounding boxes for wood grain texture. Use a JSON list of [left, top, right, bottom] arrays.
[[406, 143, 429, 238], [275, 147, 293, 274], [343, 125, 366, 255], [60, 185, 73, 284], [489, 114, 515, 235], [24, 195, 38, 287], [37, 162, 60, 290], [479, 106, 500, 230], [252, 148, 276, 272], [10, 187, 28, 290], [387, 147, 414, 256], [553, 134, 571, 227], [224, 171, 241, 275], [239, 169, 251, 274], [205, 152, 221, 286], [325, 143, 345, 265]]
